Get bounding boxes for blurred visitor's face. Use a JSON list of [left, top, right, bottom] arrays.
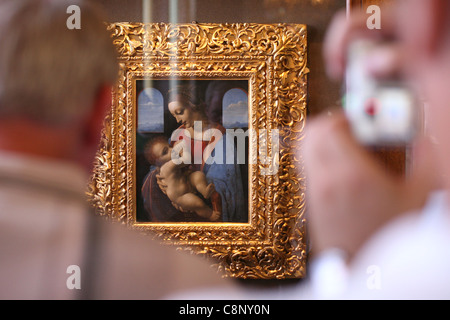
[[395, 0, 450, 187], [152, 141, 172, 166], [168, 97, 195, 128]]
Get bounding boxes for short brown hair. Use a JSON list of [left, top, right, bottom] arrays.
[[0, 0, 118, 125]]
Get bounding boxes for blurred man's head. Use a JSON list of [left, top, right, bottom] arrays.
[[336, 0, 450, 188], [394, 0, 450, 186], [0, 0, 117, 168]]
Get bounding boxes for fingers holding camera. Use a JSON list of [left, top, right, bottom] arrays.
[[323, 8, 399, 82]]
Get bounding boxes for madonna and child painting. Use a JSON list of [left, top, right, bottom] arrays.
[[135, 79, 249, 223]]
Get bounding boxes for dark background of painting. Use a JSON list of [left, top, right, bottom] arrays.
[[135, 79, 249, 222]]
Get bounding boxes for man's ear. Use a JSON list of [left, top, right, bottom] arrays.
[[424, 0, 448, 56], [85, 85, 112, 141], [91, 85, 112, 132], [404, 0, 448, 58], [81, 84, 113, 168]]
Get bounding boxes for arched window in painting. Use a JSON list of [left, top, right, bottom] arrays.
[[137, 87, 164, 133], [222, 88, 249, 129]]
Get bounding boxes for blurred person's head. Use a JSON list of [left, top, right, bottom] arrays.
[[339, 0, 450, 189], [0, 0, 117, 169], [393, 0, 450, 188]]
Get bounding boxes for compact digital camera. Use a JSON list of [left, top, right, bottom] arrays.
[[344, 40, 420, 146]]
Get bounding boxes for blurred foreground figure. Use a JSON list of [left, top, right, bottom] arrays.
[[301, 0, 450, 299], [0, 0, 233, 299], [157, 0, 450, 301]]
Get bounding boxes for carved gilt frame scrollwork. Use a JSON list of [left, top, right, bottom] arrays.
[[88, 22, 308, 279]]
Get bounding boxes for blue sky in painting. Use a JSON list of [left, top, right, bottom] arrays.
[[222, 88, 248, 128], [138, 88, 164, 133]]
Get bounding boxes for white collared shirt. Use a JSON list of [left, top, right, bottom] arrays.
[[304, 190, 450, 300]]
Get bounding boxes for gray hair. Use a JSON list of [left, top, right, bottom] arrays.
[[0, 0, 118, 125]]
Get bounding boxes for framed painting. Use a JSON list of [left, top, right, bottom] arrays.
[[88, 22, 308, 279]]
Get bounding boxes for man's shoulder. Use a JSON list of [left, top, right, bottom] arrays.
[[89, 216, 233, 299]]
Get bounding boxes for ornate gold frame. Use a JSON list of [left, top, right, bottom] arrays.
[[88, 22, 308, 279]]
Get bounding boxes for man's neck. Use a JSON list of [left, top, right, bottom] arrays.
[[0, 118, 84, 167]]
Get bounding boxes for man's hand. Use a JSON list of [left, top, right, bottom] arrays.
[[303, 112, 414, 260], [323, 9, 403, 82]]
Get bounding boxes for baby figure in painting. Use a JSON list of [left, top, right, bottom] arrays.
[[144, 135, 221, 222]]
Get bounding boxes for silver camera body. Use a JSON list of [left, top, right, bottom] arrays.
[[345, 40, 419, 146]]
